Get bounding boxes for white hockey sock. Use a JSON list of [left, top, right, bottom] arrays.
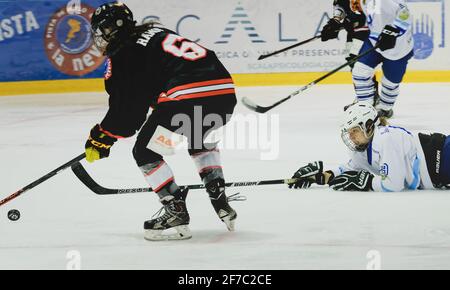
[[190, 148, 224, 184], [140, 161, 178, 197], [352, 62, 376, 103], [378, 76, 400, 110]]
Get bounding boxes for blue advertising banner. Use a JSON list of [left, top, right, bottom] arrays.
[[0, 0, 106, 82]]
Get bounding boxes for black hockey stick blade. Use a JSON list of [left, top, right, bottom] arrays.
[[71, 162, 152, 195], [241, 97, 271, 113], [242, 95, 292, 114]]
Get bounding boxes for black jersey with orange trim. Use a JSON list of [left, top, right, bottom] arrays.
[[100, 25, 235, 138], [333, 0, 369, 42]]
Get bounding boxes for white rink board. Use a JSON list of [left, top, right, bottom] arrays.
[[121, 0, 450, 73]]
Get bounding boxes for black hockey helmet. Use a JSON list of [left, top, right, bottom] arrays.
[[91, 1, 136, 56]]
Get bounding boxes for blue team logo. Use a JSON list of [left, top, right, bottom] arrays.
[[380, 163, 389, 180], [56, 14, 92, 54], [412, 14, 435, 60], [44, 4, 105, 76]]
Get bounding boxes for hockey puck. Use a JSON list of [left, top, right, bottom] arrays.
[[7, 209, 20, 221]]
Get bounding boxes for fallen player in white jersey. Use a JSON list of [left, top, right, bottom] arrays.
[[288, 103, 450, 192]]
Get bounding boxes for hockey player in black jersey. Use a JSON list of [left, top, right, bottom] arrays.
[[85, 2, 237, 240], [321, 0, 369, 47]]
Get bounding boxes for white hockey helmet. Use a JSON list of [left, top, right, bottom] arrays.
[[340, 102, 379, 151]]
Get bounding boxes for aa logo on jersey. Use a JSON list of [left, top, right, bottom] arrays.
[[44, 4, 105, 76], [156, 135, 177, 148]]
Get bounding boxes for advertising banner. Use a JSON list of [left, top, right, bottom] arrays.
[[0, 0, 106, 82], [0, 0, 448, 82]]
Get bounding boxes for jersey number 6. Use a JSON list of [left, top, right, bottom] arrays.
[[162, 34, 207, 61]]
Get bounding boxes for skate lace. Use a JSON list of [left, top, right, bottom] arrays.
[[151, 193, 245, 220], [151, 206, 166, 220], [151, 204, 176, 221], [227, 192, 247, 202]]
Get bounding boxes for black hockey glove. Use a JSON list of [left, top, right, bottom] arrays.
[[329, 170, 374, 191], [377, 25, 400, 51], [345, 53, 358, 69], [321, 18, 341, 41], [85, 124, 117, 163], [289, 161, 334, 189]]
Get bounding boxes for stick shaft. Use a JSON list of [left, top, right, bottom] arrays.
[[258, 35, 320, 60], [0, 153, 86, 207], [244, 44, 380, 113], [71, 162, 295, 195]]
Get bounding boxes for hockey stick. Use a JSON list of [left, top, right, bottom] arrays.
[[258, 35, 321, 60], [0, 153, 86, 207], [258, 26, 346, 60], [71, 161, 297, 195], [243, 44, 381, 114]]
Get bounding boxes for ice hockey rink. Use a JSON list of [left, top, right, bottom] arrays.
[[1, 83, 450, 270]]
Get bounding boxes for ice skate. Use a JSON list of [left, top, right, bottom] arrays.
[[377, 108, 394, 118], [144, 189, 192, 241], [376, 102, 394, 119], [206, 179, 237, 231]]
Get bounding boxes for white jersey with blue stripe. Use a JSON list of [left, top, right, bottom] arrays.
[[361, 0, 414, 60], [332, 126, 434, 192]]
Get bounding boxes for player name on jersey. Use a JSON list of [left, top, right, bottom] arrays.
[[136, 27, 164, 47]]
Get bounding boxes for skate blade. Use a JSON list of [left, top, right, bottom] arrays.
[[222, 216, 235, 232], [144, 225, 192, 241], [218, 209, 236, 232]]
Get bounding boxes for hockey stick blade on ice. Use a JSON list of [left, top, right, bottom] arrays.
[[243, 44, 380, 113], [71, 162, 148, 195], [0, 153, 86, 207], [242, 95, 292, 114], [71, 162, 298, 195]]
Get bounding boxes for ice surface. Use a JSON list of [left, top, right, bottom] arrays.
[[1, 83, 450, 269]]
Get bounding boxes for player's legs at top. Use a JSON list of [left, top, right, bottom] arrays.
[[378, 50, 414, 118], [352, 40, 383, 107]]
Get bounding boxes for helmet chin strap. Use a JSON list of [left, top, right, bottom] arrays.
[[362, 115, 379, 139], [363, 128, 374, 140]]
